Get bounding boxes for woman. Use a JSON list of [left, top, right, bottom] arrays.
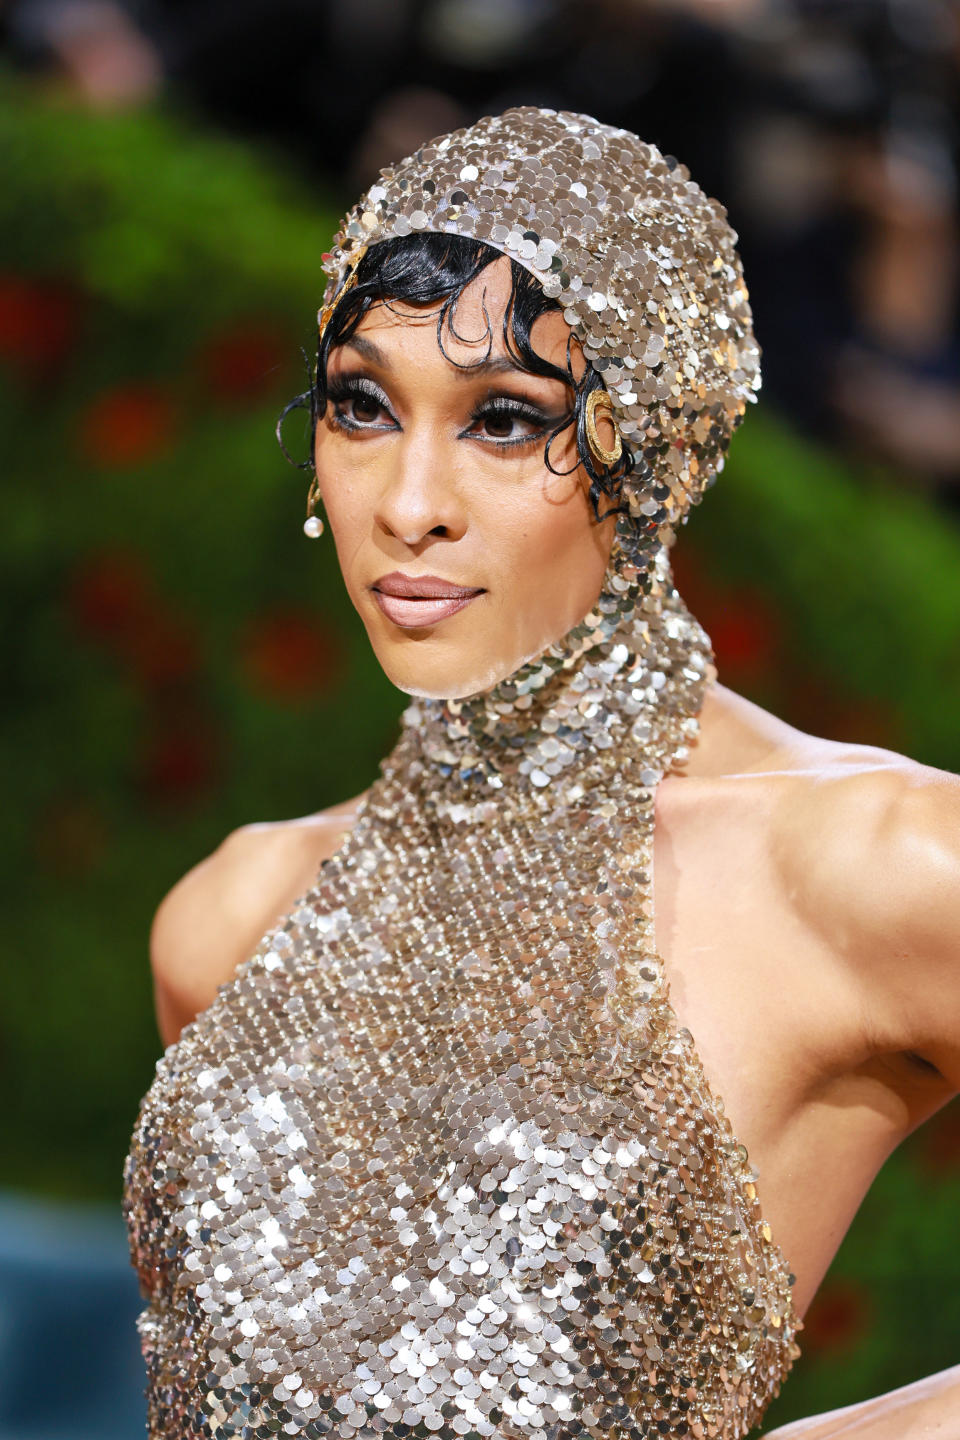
[[123, 108, 960, 1439]]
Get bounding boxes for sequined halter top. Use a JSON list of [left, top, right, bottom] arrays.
[[123, 549, 801, 1440]]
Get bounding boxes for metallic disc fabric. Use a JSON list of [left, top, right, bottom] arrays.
[[123, 107, 799, 1440], [123, 553, 800, 1440], [320, 106, 761, 572]]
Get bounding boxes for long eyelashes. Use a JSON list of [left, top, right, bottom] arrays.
[[465, 395, 558, 448], [324, 372, 563, 450], [325, 374, 392, 431]]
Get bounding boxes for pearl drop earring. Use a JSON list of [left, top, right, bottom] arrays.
[[304, 476, 325, 539]]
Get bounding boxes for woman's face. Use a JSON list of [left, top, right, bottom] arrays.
[[314, 255, 616, 700]]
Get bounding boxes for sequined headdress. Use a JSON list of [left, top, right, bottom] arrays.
[[320, 105, 760, 588], [315, 107, 759, 777]]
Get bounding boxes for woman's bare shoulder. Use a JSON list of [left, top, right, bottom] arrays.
[[763, 717, 960, 920], [150, 790, 369, 1048], [702, 681, 957, 802], [710, 683, 960, 1092], [794, 738, 960, 1089]]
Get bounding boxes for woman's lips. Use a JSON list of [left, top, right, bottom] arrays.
[[371, 572, 484, 629], [373, 591, 480, 627]]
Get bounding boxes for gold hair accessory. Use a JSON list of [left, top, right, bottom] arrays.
[[308, 245, 369, 536], [317, 243, 367, 345], [585, 388, 623, 467]]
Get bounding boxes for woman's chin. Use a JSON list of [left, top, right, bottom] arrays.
[[371, 641, 523, 703], [383, 662, 515, 703], [361, 591, 597, 703], [372, 631, 568, 704]]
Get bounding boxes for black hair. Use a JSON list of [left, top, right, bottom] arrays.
[[278, 232, 635, 522]]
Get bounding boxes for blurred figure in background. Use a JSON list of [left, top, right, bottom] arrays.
[[3, 0, 162, 105], [7, 0, 959, 495]]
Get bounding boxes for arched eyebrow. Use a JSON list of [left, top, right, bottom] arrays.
[[337, 333, 526, 380]]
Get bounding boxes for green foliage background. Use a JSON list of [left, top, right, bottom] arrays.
[[1, 71, 957, 1431]]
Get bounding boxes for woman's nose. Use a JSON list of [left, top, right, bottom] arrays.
[[373, 432, 467, 547]]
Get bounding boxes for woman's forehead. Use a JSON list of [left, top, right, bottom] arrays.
[[337, 260, 575, 373], [357, 254, 514, 331]]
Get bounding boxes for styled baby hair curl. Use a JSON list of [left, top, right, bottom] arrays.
[[278, 232, 636, 522]]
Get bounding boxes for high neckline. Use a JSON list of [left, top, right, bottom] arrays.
[[124, 538, 802, 1440], [397, 544, 716, 823]]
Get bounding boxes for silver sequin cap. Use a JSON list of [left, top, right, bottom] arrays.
[[321, 105, 760, 568], [319, 107, 761, 765]]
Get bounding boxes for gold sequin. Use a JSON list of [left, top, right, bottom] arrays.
[[123, 110, 800, 1440], [123, 552, 799, 1439]]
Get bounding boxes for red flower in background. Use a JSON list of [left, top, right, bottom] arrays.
[[69, 550, 199, 684], [0, 273, 83, 382], [70, 550, 151, 644], [198, 321, 288, 407], [707, 589, 780, 677], [78, 382, 177, 467], [670, 547, 904, 750], [33, 796, 109, 878], [241, 609, 344, 702], [139, 703, 222, 807], [670, 548, 780, 679], [68, 551, 221, 808], [801, 1278, 872, 1356]]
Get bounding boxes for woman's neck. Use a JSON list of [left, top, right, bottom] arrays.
[[396, 546, 716, 822]]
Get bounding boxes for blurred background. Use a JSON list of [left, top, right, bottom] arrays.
[[1, 0, 959, 1435]]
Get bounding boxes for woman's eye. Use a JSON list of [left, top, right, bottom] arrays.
[[472, 406, 545, 445], [327, 381, 393, 430], [481, 412, 521, 439], [346, 393, 384, 424]]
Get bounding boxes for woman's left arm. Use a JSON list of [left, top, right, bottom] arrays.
[[762, 1363, 960, 1439], [847, 767, 960, 1094], [768, 770, 960, 1439]]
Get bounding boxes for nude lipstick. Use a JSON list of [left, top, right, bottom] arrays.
[[372, 571, 484, 629]]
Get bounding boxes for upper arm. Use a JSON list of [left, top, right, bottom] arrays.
[[842, 766, 960, 1094], [149, 829, 273, 1049], [150, 804, 362, 1048], [876, 773, 960, 1089]]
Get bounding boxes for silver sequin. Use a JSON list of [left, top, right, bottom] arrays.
[[321, 108, 760, 588], [124, 555, 800, 1440], [123, 110, 800, 1440]]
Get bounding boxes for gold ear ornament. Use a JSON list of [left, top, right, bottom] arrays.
[[584, 389, 623, 467]]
